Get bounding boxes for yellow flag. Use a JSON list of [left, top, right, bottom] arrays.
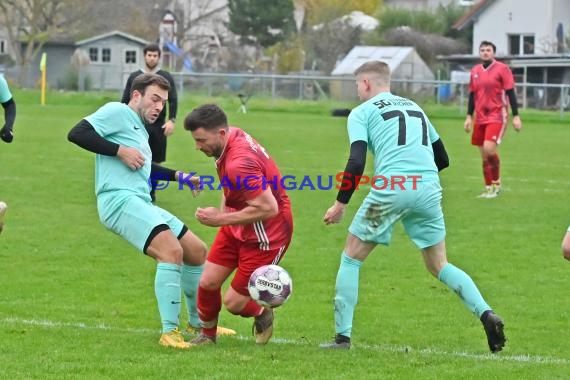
[[40, 52, 47, 71]]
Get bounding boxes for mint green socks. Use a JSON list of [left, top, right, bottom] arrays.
[[155, 263, 182, 333], [438, 263, 491, 318], [181, 264, 203, 328], [333, 252, 363, 338]]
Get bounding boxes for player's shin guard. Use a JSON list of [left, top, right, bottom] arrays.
[[437, 263, 491, 318], [197, 285, 222, 337], [155, 263, 182, 333], [333, 252, 362, 338], [181, 264, 203, 328]]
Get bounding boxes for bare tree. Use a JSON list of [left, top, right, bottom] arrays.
[[74, 0, 170, 41], [382, 27, 468, 67], [167, 0, 237, 71], [0, 0, 81, 85], [0, 0, 171, 85], [306, 21, 363, 74]]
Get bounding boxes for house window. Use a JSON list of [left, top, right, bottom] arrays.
[[0, 40, 5, 54], [509, 34, 534, 55], [89, 47, 98, 62], [125, 50, 136, 64], [102, 48, 111, 62], [523, 36, 535, 54]]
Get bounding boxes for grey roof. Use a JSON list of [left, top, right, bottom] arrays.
[[331, 46, 415, 76], [75, 30, 149, 46]]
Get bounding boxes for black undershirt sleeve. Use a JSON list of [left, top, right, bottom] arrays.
[[505, 88, 519, 116], [432, 138, 449, 172], [67, 119, 119, 156], [163, 72, 178, 121], [467, 91, 475, 116], [336, 140, 367, 204], [121, 72, 136, 104], [2, 98, 16, 130], [151, 163, 177, 181]]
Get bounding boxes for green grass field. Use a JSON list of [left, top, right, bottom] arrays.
[[1, 90, 569, 379]]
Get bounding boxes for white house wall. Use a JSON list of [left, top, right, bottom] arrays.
[[472, 0, 570, 55]]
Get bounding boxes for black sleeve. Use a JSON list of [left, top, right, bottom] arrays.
[[121, 73, 136, 104], [151, 162, 177, 181], [68, 119, 120, 156], [505, 88, 519, 116], [1, 98, 16, 130], [432, 138, 449, 172], [467, 91, 474, 116], [163, 71, 177, 120], [336, 140, 367, 204]]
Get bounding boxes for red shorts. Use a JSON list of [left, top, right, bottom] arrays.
[[471, 122, 506, 146], [207, 226, 292, 297]]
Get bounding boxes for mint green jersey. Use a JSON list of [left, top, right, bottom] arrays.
[[347, 91, 440, 190], [0, 75, 13, 103], [85, 102, 152, 197]]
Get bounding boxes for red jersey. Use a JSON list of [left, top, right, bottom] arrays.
[[215, 127, 292, 248], [469, 60, 515, 125]]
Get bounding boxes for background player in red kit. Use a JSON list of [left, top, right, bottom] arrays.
[[183, 104, 293, 346], [464, 40, 522, 198]]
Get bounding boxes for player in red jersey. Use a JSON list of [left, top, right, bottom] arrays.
[[183, 104, 293, 346], [464, 41, 522, 198]]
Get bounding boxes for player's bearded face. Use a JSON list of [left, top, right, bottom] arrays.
[[145, 52, 160, 70], [192, 128, 225, 158]]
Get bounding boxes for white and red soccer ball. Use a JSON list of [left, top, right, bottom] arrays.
[[248, 264, 292, 308]]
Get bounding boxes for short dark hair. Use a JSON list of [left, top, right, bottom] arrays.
[[143, 43, 161, 57], [479, 40, 496, 53], [184, 104, 228, 132], [130, 73, 170, 96]]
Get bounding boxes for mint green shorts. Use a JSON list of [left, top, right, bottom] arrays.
[[97, 192, 184, 252], [348, 181, 445, 249]]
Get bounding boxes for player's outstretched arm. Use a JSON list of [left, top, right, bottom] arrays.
[[151, 163, 201, 197], [323, 140, 366, 224]]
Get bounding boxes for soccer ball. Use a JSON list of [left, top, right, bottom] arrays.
[[248, 264, 292, 308]]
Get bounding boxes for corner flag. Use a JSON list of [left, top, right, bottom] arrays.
[[40, 52, 47, 71], [40, 52, 47, 105]]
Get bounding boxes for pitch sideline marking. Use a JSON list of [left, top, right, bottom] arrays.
[[1, 316, 568, 365]]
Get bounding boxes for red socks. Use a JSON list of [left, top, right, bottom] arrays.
[[488, 153, 500, 184], [239, 300, 264, 318], [483, 154, 500, 185], [197, 286, 221, 337], [482, 159, 493, 186]]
